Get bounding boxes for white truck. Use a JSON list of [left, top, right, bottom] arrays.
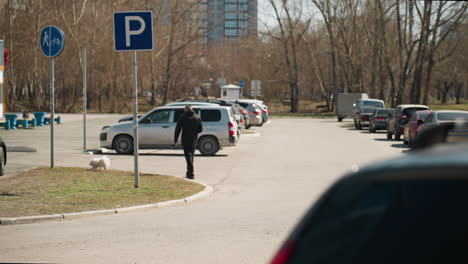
[[336, 93, 368, 122]]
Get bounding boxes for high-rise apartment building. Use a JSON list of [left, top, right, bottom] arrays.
[[199, 0, 258, 45]]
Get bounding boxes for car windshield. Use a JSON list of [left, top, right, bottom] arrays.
[[362, 108, 376, 114], [376, 109, 393, 116], [437, 112, 468, 121], [363, 101, 384, 108]]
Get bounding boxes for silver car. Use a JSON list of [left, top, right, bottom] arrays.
[[228, 101, 263, 127], [100, 105, 239, 156]]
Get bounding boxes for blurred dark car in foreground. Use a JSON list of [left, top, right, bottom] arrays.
[[369, 108, 394, 133], [387, 104, 429, 140], [403, 110, 432, 146], [412, 118, 468, 150], [0, 136, 6, 176], [417, 110, 468, 134], [270, 142, 468, 264], [355, 107, 377, 130]]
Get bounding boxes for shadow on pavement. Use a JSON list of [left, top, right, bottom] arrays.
[[390, 143, 409, 149], [374, 138, 393, 142], [101, 153, 228, 158]]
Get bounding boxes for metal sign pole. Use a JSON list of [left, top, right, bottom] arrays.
[[132, 51, 139, 188], [50, 57, 55, 168], [82, 48, 87, 150]]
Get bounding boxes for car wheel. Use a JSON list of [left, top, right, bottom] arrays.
[[354, 119, 358, 129], [246, 124, 251, 129], [357, 122, 362, 130], [387, 132, 393, 140], [113, 135, 134, 155], [0, 147, 4, 176], [338, 117, 343, 122], [259, 119, 264, 127], [370, 126, 376, 133], [198, 136, 219, 156]]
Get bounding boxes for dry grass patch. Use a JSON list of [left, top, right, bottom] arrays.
[[0, 167, 204, 217]]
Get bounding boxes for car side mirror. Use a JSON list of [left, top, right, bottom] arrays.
[[417, 119, 424, 125]]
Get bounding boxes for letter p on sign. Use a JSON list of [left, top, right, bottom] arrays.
[[113, 11, 153, 52]]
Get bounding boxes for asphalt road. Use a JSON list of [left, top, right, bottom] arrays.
[[0, 116, 404, 263]]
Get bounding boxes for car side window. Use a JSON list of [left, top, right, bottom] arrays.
[[147, 110, 171, 123], [201, 110, 221, 122]]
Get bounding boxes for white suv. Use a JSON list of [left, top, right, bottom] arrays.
[[100, 105, 239, 156]]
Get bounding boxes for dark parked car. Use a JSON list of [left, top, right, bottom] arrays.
[[386, 104, 429, 140], [403, 110, 432, 146], [353, 99, 384, 128], [270, 142, 468, 264], [355, 107, 377, 130], [369, 108, 394, 133], [0, 136, 6, 176]]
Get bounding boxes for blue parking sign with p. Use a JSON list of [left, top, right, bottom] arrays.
[[113, 11, 153, 51]]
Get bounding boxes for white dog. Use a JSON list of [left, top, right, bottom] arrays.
[[89, 156, 111, 171]]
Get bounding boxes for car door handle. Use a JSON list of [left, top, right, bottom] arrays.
[[162, 126, 170, 128]]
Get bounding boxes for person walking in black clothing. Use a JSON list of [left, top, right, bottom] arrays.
[[174, 105, 203, 179]]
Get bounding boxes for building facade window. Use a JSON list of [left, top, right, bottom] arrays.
[[224, 20, 237, 28], [225, 12, 237, 19], [225, 4, 237, 11], [225, 29, 238, 36], [239, 3, 248, 11]]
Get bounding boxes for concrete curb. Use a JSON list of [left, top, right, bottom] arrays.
[[0, 181, 213, 225]]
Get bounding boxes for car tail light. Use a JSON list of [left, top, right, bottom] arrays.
[[262, 109, 268, 114], [254, 110, 261, 116], [240, 119, 244, 124], [270, 241, 296, 264], [400, 127, 404, 133], [228, 122, 235, 136], [360, 115, 369, 121], [400, 115, 407, 120], [240, 109, 247, 115], [375, 117, 385, 121]]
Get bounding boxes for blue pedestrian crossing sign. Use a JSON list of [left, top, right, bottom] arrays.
[[113, 11, 153, 52], [40, 26, 65, 58]]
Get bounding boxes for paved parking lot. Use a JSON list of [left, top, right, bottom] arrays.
[[0, 116, 404, 263]]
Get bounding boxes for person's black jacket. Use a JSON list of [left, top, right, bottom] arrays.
[[174, 110, 203, 146]]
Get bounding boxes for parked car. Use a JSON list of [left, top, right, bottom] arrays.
[[418, 110, 468, 132], [369, 108, 394, 133], [270, 142, 468, 264], [235, 99, 269, 123], [336, 93, 368, 122], [175, 100, 245, 133], [100, 105, 239, 156], [0, 136, 6, 176], [353, 99, 384, 128], [231, 101, 263, 127], [403, 110, 432, 146], [386, 104, 430, 140], [229, 103, 248, 132], [355, 107, 377, 130]]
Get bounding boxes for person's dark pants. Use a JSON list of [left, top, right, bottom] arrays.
[[183, 144, 196, 178]]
